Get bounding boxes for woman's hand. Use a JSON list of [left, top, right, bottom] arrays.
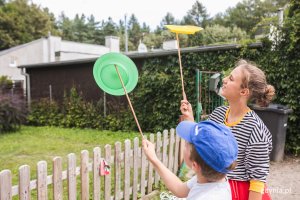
[[180, 100, 194, 121]]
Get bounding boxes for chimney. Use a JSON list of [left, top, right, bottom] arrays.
[[105, 36, 120, 52], [278, 8, 284, 27], [162, 40, 178, 50]]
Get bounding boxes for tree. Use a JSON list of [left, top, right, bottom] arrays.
[[127, 14, 142, 51], [214, 0, 290, 36], [85, 15, 100, 44], [0, 0, 57, 50], [0, 0, 5, 6], [73, 14, 88, 42], [271, 0, 300, 154], [182, 0, 210, 28], [203, 25, 247, 44]]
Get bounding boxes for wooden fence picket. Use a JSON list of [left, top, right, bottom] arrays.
[[93, 147, 101, 200], [154, 132, 162, 186], [0, 170, 12, 200], [104, 144, 111, 200], [132, 137, 139, 200], [81, 150, 89, 200], [114, 142, 121, 200], [67, 153, 76, 200], [19, 165, 30, 200], [37, 161, 47, 200], [53, 157, 63, 200], [140, 135, 147, 197], [173, 135, 181, 173], [124, 140, 131, 200], [147, 134, 155, 194], [168, 129, 175, 171], [162, 130, 169, 167]]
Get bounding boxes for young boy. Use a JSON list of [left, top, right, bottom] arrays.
[[142, 120, 238, 200]]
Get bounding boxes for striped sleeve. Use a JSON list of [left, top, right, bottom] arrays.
[[244, 120, 272, 182], [208, 106, 227, 123]]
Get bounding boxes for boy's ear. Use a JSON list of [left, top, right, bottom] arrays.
[[192, 161, 200, 171]]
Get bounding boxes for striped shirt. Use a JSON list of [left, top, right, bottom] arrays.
[[208, 106, 272, 182]]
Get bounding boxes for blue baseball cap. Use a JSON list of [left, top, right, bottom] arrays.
[[176, 120, 238, 174]]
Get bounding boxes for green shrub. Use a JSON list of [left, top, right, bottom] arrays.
[[0, 94, 27, 133], [27, 98, 61, 126]]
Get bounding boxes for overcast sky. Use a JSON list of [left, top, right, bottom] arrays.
[[31, 0, 242, 29]]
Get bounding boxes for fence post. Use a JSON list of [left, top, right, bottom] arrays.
[[173, 134, 180, 174], [114, 142, 121, 200], [53, 157, 63, 200], [81, 150, 89, 200], [124, 140, 131, 200], [147, 134, 155, 194], [104, 145, 111, 200], [154, 132, 162, 186], [93, 147, 101, 200], [168, 129, 175, 171], [162, 130, 169, 167], [0, 170, 12, 200], [19, 165, 30, 200], [132, 137, 139, 200], [37, 161, 48, 200], [67, 153, 76, 200], [140, 135, 147, 197]]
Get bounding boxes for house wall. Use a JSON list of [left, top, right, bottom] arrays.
[[0, 36, 119, 91], [0, 40, 45, 83], [28, 62, 99, 101], [59, 41, 110, 61], [26, 57, 144, 113]]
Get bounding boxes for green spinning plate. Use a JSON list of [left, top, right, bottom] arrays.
[[93, 52, 138, 96]]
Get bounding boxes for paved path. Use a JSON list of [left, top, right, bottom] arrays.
[[267, 155, 300, 200]]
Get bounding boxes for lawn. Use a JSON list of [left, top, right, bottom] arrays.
[[0, 126, 141, 185]]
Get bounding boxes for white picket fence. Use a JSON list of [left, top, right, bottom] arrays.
[[0, 129, 183, 200]]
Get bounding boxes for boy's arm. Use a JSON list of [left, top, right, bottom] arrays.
[[142, 139, 190, 198]]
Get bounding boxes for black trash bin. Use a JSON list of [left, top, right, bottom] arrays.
[[250, 104, 293, 162]]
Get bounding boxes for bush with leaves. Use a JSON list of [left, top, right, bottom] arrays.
[[27, 98, 62, 126], [0, 94, 27, 133]]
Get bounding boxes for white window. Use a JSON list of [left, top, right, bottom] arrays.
[[9, 56, 17, 67]]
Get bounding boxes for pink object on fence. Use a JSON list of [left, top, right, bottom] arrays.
[[99, 159, 110, 176]]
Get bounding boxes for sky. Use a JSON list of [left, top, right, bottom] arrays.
[[31, 0, 242, 29]]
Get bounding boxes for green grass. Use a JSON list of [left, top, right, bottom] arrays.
[[0, 126, 141, 185]]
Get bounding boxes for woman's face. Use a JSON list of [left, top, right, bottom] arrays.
[[221, 66, 245, 100]]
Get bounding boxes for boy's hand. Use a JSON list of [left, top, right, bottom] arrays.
[[180, 100, 194, 121], [142, 139, 158, 163]]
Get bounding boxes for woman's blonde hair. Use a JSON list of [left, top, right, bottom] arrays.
[[236, 60, 275, 107]]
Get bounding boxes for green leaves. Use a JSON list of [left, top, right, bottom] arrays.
[[0, 94, 27, 133], [0, 0, 57, 50]]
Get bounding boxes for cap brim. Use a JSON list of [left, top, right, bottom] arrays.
[[93, 52, 138, 96], [176, 121, 197, 143]]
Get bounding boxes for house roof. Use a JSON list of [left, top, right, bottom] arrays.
[[19, 42, 263, 69]]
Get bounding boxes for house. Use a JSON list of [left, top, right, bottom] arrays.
[[18, 43, 263, 105], [0, 35, 120, 90]]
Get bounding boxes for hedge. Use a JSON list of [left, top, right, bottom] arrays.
[[28, 1, 300, 154]]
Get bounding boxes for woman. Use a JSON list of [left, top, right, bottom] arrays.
[[181, 60, 275, 200]]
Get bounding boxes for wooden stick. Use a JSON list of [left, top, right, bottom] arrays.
[[114, 65, 144, 138], [176, 33, 187, 100]]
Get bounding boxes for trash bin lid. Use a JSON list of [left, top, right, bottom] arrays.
[[250, 104, 293, 114]]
